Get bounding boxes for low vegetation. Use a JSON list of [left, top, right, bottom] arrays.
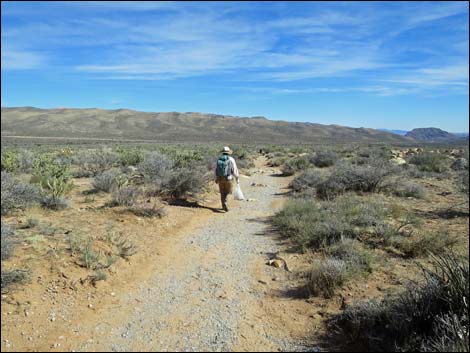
[[329, 254, 469, 352], [1, 171, 40, 215]]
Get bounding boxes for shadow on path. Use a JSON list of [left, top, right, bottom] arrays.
[[167, 199, 225, 213]]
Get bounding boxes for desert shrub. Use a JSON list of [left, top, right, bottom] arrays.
[[17, 149, 35, 173], [110, 233, 137, 259], [1, 150, 20, 172], [92, 169, 128, 193], [1, 172, 40, 215], [1, 269, 31, 291], [281, 156, 310, 176], [138, 151, 174, 186], [451, 158, 468, 171], [389, 180, 427, 199], [110, 186, 140, 206], [163, 167, 209, 199], [18, 218, 39, 229], [81, 238, 99, 269], [1, 223, 15, 261], [457, 169, 469, 196], [40, 195, 70, 210], [89, 270, 107, 285], [267, 156, 287, 167], [326, 239, 373, 274], [305, 258, 349, 298], [315, 160, 396, 199], [231, 146, 255, 170], [290, 169, 325, 196], [403, 164, 427, 179], [272, 195, 386, 251], [311, 151, 338, 168], [75, 147, 119, 177], [392, 230, 459, 258], [329, 254, 469, 352], [116, 147, 144, 167], [409, 152, 451, 173]]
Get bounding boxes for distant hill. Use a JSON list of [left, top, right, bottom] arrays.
[[378, 129, 409, 136], [452, 132, 469, 138], [405, 127, 467, 142], [0, 107, 414, 144]]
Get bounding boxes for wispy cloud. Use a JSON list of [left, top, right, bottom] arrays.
[[2, 1, 468, 97], [1, 47, 45, 70]]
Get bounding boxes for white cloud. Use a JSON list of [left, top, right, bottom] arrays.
[[1, 48, 45, 70], [1, 1, 468, 97]]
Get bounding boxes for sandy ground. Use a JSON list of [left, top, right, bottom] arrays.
[[1, 157, 321, 352]]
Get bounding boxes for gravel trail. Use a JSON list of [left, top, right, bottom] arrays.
[[74, 159, 302, 352]]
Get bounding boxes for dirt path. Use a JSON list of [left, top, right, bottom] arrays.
[[54, 157, 313, 352]]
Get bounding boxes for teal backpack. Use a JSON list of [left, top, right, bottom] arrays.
[[216, 154, 230, 177]]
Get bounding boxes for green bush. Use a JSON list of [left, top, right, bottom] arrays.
[[311, 151, 338, 168], [31, 155, 73, 210], [31, 154, 72, 190], [163, 167, 209, 199], [315, 160, 396, 199], [305, 258, 350, 298], [409, 152, 451, 173], [392, 230, 459, 258], [116, 147, 144, 167], [290, 169, 325, 196], [1, 150, 20, 172], [272, 195, 387, 251], [281, 156, 310, 176], [389, 180, 427, 199], [326, 239, 373, 274]]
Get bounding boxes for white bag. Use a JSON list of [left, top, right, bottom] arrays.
[[234, 183, 245, 200]]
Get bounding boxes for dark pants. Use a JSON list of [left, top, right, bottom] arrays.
[[216, 176, 233, 210]]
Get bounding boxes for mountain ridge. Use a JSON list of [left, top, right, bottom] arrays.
[[1, 106, 415, 144]]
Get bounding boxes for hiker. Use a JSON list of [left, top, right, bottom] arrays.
[[215, 146, 239, 212]]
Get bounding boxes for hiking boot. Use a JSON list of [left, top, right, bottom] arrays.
[[223, 205, 229, 212]]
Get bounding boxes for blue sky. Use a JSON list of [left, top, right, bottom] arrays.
[[1, 1, 469, 132]]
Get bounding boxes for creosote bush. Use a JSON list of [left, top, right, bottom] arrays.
[[272, 195, 387, 251], [409, 152, 451, 173], [281, 156, 310, 176], [388, 180, 427, 199], [392, 230, 459, 258], [310, 151, 338, 168]]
